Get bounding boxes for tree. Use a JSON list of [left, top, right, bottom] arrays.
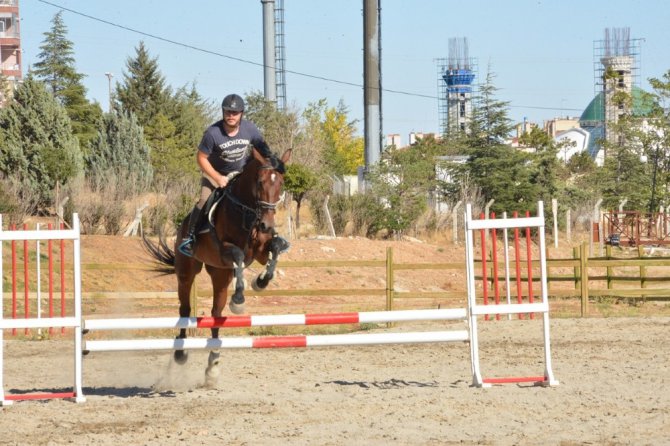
[[321, 101, 365, 175], [467, 144, 539, 214], [646, 70, 670, 213], [519, 126, 566, 200], [32, 11, 80, 98], [458, 66, 538, 214], [164, 85, 216, 180], [86, 110, 153, 197], [467, 65, 515, 148], [115, 41, 170, 127], [244, 91, 299, 158], [0, 77, 82, 208], [32, 11, 102, 151], [284, 163, 318, 229], [597, 85, 668, 212], [367, 140, 441, 236]]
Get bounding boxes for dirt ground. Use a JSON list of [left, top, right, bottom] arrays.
[[1, 317, 668, 445], [2, 236, 670, 444]]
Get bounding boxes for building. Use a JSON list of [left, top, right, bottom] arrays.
[[0, 0, 21, 106], [552, 27, 650, 166], [437, 37, 476, 136], [386, 133, 401, 148], [544, 116, 580, 138]]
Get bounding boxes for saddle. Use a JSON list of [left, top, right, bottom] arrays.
[[195, 171, 241, 235]]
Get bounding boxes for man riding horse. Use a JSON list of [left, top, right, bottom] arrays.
[[178, 93, 290, 257]]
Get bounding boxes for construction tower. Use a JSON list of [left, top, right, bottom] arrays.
[[0, 0, 21, 107], [593, 27, 642, 144], [437, 37, 476, 135]]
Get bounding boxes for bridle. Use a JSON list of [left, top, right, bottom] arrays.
[[221, 161, 284, 233]]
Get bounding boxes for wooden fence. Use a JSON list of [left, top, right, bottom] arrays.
[[4, 245, 670, 318]]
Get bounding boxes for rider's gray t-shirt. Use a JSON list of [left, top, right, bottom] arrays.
[[198, 119, 266, 175]]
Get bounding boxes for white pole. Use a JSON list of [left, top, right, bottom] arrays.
[[502, 212, 512, 320], [0, 215, 7, 405], [72, 214, 85, 402], [36, 223, 41, 337], [552, 198, 558, 248], [451, 201, 462, 243]]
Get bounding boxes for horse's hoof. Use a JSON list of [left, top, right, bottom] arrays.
[[252, 275, 269, 291], [205, 351, 221, 388], [174, 349, 188, 365], [229, 301, 246, 315]]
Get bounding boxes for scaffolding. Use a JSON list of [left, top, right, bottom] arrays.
[[274, 0, 287, 111], [436, 37, 477, 136], [592, 27, 643, 143]]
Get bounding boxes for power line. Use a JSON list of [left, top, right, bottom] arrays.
[[38, 0, 583, 112]]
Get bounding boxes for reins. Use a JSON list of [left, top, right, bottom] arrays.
[[217, 162, 283, 234]]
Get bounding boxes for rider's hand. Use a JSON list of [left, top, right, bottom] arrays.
[[217, 174, 229, 188]]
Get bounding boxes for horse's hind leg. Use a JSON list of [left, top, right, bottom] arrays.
[[204, 266, 233, 387], [174, 259, 202, 365]]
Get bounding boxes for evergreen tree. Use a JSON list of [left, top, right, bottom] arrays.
[[461, 66, 538, 213], [32, 11, 80, 98], [0, 77, 82, 208], [467, 66, 515, 148], [519, 126, 566, 200], [86, 110, 153, 197], [143, 84, 214, 182], [32, 11, 102, 152], [115, 41, 170, 127]]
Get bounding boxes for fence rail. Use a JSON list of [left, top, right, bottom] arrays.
[[3, 244, 670, 319]]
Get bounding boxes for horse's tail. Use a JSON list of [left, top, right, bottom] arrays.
[[141, 232, 176, 272]]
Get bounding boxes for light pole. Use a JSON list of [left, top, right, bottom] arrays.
[[104, 72, 113, 112]]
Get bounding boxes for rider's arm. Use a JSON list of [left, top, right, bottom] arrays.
[[197, 151, 228, 188]]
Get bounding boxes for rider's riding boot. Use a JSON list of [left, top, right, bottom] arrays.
[[178, 206, 203, 257], [273, 235, 291, 254]]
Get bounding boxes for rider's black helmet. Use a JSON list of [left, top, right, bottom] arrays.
[[222, 94, 245, 113]]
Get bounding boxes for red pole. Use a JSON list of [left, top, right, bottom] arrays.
[[490, 212, 501, 320], [60, 223, 65, 334], [48, 223, 54, 335], [513, 211, 524, 320], [525, 211, 535, 320], [23, 223, 29, 335], [11, 224, 16, 336], [479, 213, 489, 321]]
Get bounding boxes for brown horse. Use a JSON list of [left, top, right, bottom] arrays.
[[144, 148, 291, 382]]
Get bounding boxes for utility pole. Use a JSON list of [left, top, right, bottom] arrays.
[[363, 0, 382, 170], [104, 72, 113, 112]]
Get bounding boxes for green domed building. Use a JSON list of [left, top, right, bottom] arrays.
[[578, 86, 655, 161]]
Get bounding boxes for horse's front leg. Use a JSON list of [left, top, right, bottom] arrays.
[[252, 234, 290, 291], [173, 257, 202, 365], [204, 266, 232, 387], [221, 245, 247, 315]]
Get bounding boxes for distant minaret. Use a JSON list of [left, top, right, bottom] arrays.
[[595, 27, 640, 144], [440, 38, 475, 135]]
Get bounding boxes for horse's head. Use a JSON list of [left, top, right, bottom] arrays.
[[251, 148, 292, 234]]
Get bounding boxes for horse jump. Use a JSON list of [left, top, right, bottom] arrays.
[[0, 201, 558, 405], [83, 309, 469, 353]]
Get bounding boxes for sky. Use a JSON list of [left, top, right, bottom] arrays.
[[19, 0, 670, 147]]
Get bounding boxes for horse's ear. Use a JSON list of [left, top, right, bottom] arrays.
[[281, 149, 292, 164], [252, 147, 266, 164]]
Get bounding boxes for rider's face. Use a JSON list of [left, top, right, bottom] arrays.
[[223, 110, 242, 127]]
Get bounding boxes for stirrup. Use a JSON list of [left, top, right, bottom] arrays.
[[178, 237, 194, 257]]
